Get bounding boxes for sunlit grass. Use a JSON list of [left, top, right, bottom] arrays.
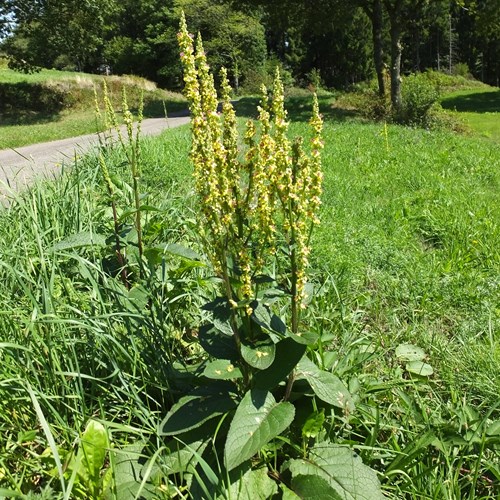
[[441, 87, 500, 142], [0, 96, 498, 497]]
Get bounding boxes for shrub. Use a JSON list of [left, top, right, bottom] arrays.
[[452, 62, 472, 78], [397, 72, 440, 127]]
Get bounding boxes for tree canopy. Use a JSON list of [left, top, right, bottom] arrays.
[[1, 0, 499, 89]]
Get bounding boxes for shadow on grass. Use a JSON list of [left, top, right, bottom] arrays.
[[233, 95, 357, 123], [141, 98, 189, 118], [441, 89, 500, 113]]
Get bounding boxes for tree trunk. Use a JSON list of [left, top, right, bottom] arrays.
[[390, 23, 402, 109], [363, 0, 385, 96], [372, 0, 385, 96], [385, 0, 404, 111]]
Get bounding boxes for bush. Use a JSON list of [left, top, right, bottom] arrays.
[[397, 73, 440, 126], [452, 62, 472, 78], [239, 56, 294, 94]]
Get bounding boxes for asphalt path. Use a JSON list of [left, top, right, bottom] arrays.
[[0, 114, 190, 196]]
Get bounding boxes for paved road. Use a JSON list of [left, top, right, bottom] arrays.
[[0, 114, 190, 196]]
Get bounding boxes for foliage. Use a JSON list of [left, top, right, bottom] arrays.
[[162, 16, 386, 496], [397, 72, 440, 126], [0, 17, 499, 498]]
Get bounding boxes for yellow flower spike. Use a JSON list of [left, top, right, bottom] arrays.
[[178, 16, 323, 317]]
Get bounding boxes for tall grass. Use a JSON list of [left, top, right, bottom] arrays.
[[0, 103, 498, 497]]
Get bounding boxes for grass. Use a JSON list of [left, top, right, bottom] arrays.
[[0, 92, 498, 497], [440, 87, 500, 142], [0, 67, 186, 149]]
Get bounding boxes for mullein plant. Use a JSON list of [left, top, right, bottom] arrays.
[[159, 16, 385, 496], [93, 82, 144, 287], [178, 13, 323, 341]]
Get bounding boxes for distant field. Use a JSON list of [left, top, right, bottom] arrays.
[[0, 67, 186, 149], [441, 87, 500, 142]]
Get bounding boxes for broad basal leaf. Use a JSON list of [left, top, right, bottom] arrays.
[[250, 300, 286, 335], [395, 344, 426, 361], [297, 358, 354, 413], [77, 420, 108, 488], [225, 390, 295, 471], [53, 232, 107, 251], [253, 337, 306, 390], [406, 360, 434, 376], [240, 339, 276, 370], [291, 474, 340, 499], [217, 463, 278, 500], [105, 443, 157, 500], [203, 359, 242, 380], [287, 443, 384, 500], [198, 323, 239, 360], [202, 298, 234, 336], [159, 382, 237, 436]]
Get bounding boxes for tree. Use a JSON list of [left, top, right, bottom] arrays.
[[361, 0, 386, 95], [3, 0, 117, 72]]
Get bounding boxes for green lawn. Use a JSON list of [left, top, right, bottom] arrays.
[[441, 87, 500, 142]]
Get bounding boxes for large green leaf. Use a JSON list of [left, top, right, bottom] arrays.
[[159, 383, 237, 436], [225, 390, 295, 471], [287, 443, 384, 500], [297, 358, 355, 413], [202, 298, 234, 336], [253, 337, 306, 390], [53, 232, 107, 251], [198, 323, 239, 360], [105, 443, 157, 500], [291, 474, 340, 499], [203, 359, 243, 380], [395, 344, 426, 361], [76, 420, 108, 493], [406, 360, 434, 376], [162, 242, 202, 261], [216, 464, 278, 500], [240, 338, 276, 370], [250, 300, 286, 335]]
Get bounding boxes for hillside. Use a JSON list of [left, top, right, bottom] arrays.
[[0, 65, 186, 149]]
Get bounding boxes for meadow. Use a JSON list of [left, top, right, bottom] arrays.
[[0, 64, 186, 149], [0, 65, 499, 497]]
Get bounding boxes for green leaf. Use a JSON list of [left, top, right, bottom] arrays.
[[17, 430, 37, 443], [287, 443, 384, 499], [292, 474, 340, 499], [162, 439, 208, 475], [76, 420, 108, 491], [297, 358, 355, 413], [127, 284, 149, 311], [302, 410, 325, 439], [162, 242, 202, 261], [159, 383, 237, 436], [106, 443, 157, 500], [53, 232, 107, 251], [288, 331, 319, 346], [406, 360, 434, 376], [225, 390, 295, 471], [203, 359, 243, 380], [240, 339, 275, 370], [486, 420, 500, 437], [250, 300, 286, 335], [253, 337, 306, 390], [202, 298, 234, 336], [395, 344, 426, 361], [217, 464, 278, 500], [280, 483, 302, 499], [198, 323, 239, 360]]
